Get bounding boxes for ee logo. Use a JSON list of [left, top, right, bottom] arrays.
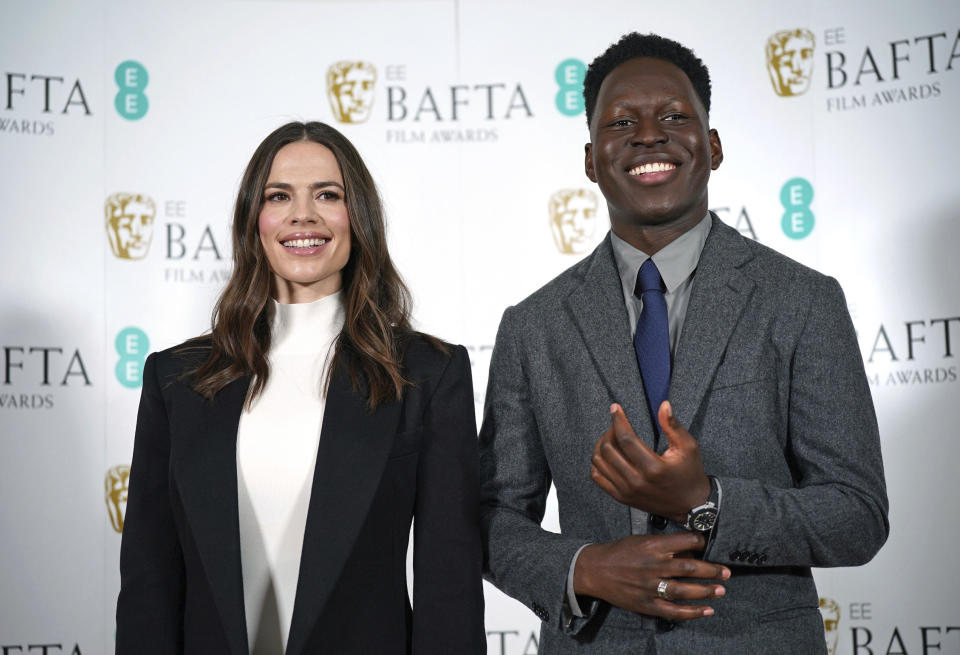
[[114, 60, 149, 120], [115, 327, 149, 388], [780, 177, 814, 239], [555, 58, 586, 116]]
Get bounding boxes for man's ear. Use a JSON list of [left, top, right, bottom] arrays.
[[709, 129, 723, 170], [585, 142, 597, 182]]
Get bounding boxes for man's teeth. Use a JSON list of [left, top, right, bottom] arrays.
[[282, 238, 328, 248], [629, 162, 677, 175]]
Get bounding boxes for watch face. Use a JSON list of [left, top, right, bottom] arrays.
[[692, 508, 718, 531]]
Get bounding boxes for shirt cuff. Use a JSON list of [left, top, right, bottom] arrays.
[[704, 475, 723, 547], [565, 543, 592, 618]]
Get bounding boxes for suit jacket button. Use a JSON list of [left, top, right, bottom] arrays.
[[748, 553, 759, 564], [730, 551, 741, 561], [657, 618, 676, 632], [759, 553, 768, 564], [533, 603, 549, 622], [649, 514, 669, 530]]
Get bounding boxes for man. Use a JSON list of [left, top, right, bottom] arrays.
[[479, 33, 888, 654]]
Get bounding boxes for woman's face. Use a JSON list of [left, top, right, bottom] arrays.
[[258, 140, 351, 303]]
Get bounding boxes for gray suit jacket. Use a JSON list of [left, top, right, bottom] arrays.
[[479, 216, 888, 654]]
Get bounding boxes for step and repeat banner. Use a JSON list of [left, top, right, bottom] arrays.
[[2, 1, 959, 653]]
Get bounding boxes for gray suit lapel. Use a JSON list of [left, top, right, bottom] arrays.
[[671, 216, 757, 434], [565, 236, 654, 538], [565, 235, 656, 447]]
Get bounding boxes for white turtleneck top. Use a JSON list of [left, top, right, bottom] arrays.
[[236, 291, 344, 654]]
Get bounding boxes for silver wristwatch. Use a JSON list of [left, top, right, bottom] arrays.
[[683, 476, 721, 533]]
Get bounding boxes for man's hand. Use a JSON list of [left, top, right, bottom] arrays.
[[573, 533, 729, 619], [591, 401, 710, 523]]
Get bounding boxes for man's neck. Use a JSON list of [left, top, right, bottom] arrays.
[[611, 212, 706, 256]]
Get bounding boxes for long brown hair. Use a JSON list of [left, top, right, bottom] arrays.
[[184, 121, 417, 409]]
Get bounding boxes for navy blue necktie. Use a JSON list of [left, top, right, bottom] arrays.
[[634, 259, 671, 439]]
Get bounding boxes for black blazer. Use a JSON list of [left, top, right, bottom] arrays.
[[116, 336, 486, 654]]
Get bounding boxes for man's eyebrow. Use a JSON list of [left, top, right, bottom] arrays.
[[607, 95, 692, 108]]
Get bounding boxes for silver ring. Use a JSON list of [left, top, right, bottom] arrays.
[[657, 579, 670, 600]]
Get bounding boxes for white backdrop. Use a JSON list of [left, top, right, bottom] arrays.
[[2, 1, 959, 653]]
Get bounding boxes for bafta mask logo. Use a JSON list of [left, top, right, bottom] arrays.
[[105, 192, 156, 260], [105, 465, 130, 533], [766, 29, 816, 97], [819, 597, 841, 655], [327, 61, 377, 124], [549, 189, 599, 254]]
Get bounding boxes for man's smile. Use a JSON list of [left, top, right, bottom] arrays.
[[627, 160, 679, 185], [628, 161, 677, 175]]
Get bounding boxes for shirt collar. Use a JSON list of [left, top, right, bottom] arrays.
[[610, 212, 712, 294]]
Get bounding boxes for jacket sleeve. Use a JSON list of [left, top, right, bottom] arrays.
[[479, 307, 594, 636], [116, 353, 185, 654], [412, 345, 487, 654], [703, 275, 890, 568]]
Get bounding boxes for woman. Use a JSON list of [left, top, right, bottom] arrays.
[[116, 122, 485, 654]]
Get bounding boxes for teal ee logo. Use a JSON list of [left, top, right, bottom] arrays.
[[780, 177, 814, 239], [114, 60, 149, 120], [555, 58, 586, 116], [115, 327, 149, 388]]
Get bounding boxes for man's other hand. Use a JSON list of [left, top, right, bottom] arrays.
[[591, 401, 710, 522], [573, 533, 729, 619]]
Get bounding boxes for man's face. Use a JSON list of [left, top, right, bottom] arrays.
[[773, 34, 814, 95], [585, 57, 722, 235]]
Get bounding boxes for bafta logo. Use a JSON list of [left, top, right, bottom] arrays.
[[549, 189, 599, 254], [105, 192, 156, 260], [766, 29, 816, 97], [819, 597, 841, 655], [105, 465, 130, 533], [327, 61, 377, 124]]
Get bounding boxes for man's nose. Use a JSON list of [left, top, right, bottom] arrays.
[[631, 116, 667, 146]]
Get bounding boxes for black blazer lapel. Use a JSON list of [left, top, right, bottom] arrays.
[[170, 376, 250, 655], [671, 216, 757, 435], [285, 364, 402, 655]]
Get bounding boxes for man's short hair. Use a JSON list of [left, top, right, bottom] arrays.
[[583, 32, 712, 127]]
